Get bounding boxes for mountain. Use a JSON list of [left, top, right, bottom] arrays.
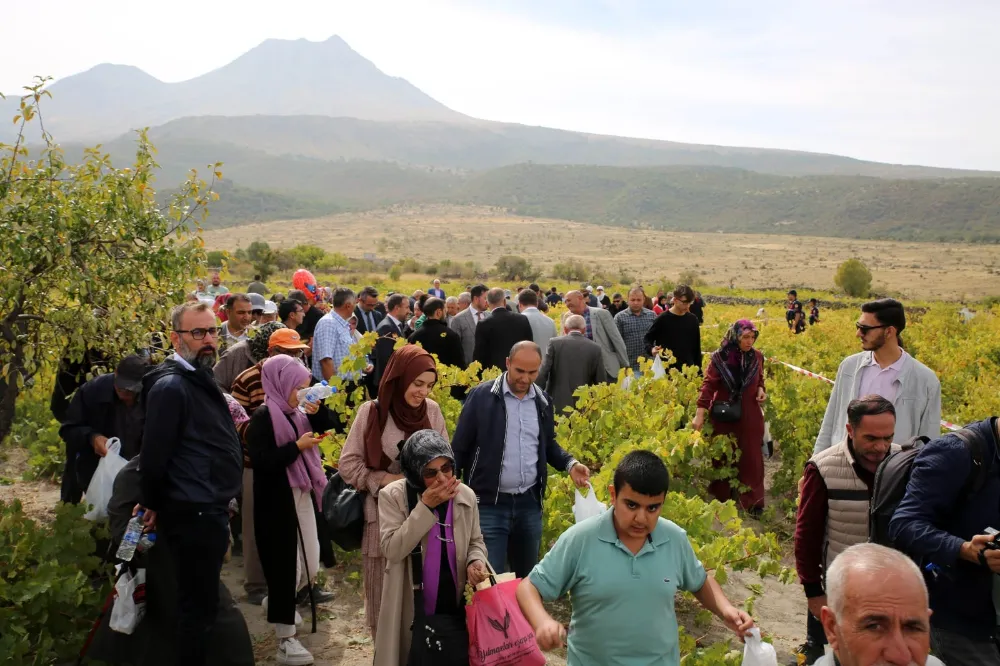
[[1, 36, 467, 142], [143, 114, 998, 179]]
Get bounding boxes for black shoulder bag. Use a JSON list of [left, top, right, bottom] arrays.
[[405, 485, 469, 666]]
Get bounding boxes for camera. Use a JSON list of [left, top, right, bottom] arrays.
[[985, 527, 1000, 551]]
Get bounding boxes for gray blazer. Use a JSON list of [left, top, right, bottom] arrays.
[[521, 307, 557, 359], [448, 306, 488, 366], [537, 333, 605, 413], [588, 306, 629, 381]]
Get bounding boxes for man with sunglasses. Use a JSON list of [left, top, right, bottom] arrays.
[[815, 298, 941, 453], [138, 302, 244, 666], [794, 396, 900, 664]]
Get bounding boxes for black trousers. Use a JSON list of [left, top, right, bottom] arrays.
[[159, 509, 230, 666], [807, 610, 827, 646]]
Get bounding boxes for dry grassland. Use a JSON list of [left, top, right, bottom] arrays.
[[203, 205, 1000, 300]]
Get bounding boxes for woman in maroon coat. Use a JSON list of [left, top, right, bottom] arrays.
[[693, 319, 767, 515]]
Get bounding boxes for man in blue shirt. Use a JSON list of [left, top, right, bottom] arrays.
[[453, 341, 590, 578], [516, 451, 754, 665], [311, 287, 357, 383]]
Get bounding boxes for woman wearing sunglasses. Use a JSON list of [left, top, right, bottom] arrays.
[[338, 345, 448, 639], [375, 430, 489, 666]]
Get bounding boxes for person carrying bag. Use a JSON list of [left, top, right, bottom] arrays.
[[375, 430, 490, 666]]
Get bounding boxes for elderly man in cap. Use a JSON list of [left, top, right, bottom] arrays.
[[58, 355, 152, 502]]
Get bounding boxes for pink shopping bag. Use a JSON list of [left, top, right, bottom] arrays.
[[467, 579, 546, 666]]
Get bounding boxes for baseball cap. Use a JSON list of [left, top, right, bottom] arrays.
[[248, 293, 267, 311], [268, 328, 310, 351], [115, 355, 151, 393], [262, 301, 278, 315]]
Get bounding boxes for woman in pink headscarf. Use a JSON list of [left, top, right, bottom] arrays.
[[245, 354, 331, 666], [692, 319, 767, 516]]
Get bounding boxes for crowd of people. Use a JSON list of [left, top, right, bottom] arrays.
[[48, 268, 1000, 666]]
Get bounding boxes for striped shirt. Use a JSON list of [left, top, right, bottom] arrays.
[[614, 308, 657, 371], [231, 361, 265, 415]]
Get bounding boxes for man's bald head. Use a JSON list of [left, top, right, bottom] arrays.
[[564, 290, 587, 315]]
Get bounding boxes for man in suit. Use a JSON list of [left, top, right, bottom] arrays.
[[353, 286, 383, 336], [517, 289, 557, 360], [537, 315, 604, 413], [565, 290, 629, 382], [449, 283, 490, 366], [372, 293, 410, 393], [474, 287, 534, 372], [428, 279, 446, 299]]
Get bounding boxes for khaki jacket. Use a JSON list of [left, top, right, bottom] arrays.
[[374, 480, 488, 666]]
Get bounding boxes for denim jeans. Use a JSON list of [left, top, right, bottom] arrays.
[[477, 490, 543, 579]]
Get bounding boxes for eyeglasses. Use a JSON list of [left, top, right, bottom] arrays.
[[174, 327, 220, 340], [855, 323, 889, 334], [422, 462, 454, 479], [676, 299, 691, 305]]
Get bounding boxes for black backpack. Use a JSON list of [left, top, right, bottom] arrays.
[[869, 428, 990, 547]]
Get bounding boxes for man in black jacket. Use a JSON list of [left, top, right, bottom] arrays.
[[372, 293, 411, 393], [453, 342, 590, 578], [58, 355, 150, 503], [353, 286, 383, 335], [473, 287, 534, 372], [409, 297, 466, 400], [138, 302, 243, 666]]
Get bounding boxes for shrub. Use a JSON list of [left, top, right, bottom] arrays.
[[834, 258, 873, 297], [388, 264, 403, 281], [8, 379, 64, 481], [0, 500, 110, 665], [495, 255, 538, 281], [551, 260, 588, 281]]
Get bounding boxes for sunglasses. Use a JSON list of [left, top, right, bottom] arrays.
[[174, 327, 220, 340], [855, 323, 889, 335], [422, 462, 454, 479]]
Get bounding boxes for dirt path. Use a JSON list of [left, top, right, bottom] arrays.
[[2, 449, 805, 664]]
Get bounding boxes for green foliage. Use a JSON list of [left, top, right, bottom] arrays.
[[494, 255, 538, 281], [8, 383, 64, 481], [0, 81, 207, 443], [205, 250, 227, 269], [0, 500, 111, 665], [551, 260, 588, 281], [245, 241, 277, 281], [834, 258, 873, 297], [388, 264, 403, 281]]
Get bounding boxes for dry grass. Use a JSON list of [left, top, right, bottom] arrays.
[[203, 205, 1000, 300]]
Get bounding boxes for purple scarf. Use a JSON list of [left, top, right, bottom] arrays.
[[422, 499, 458, 616], [261, 355, 327, 509]]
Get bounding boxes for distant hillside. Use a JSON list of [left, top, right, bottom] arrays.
[[458, 164, 1000, 242], [141, 115, 997, 180], [0, 35, 467, 143]]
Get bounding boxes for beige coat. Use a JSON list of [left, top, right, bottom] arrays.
[[373, 480, 488, 666]]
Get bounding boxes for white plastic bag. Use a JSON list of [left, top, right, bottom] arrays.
[[83, 437, 127, 521], [572, 484, 606, 523], [742, 628, 777, 666], [109, 567, 146, 634], [650, 355, 667, 380]]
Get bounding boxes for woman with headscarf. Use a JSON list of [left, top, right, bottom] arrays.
[[374, 430, 489, 666], [692, 319, 767, 516], [338, 345, 448, 638], [245, 354, 332, 666]]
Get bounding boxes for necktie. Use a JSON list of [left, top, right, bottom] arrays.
[[367, 312, 374, 332]]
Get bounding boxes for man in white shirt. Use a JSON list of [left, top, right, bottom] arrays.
[[449, 284, 490, 365], [815, 299, 941, 453]]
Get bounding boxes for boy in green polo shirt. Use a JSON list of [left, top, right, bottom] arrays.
[[516, 451, 755, 665]]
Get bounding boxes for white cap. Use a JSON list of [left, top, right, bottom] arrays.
[[262, 301, 278, 315], [585, 285, 594, 291], [596, 286, 605, 291]]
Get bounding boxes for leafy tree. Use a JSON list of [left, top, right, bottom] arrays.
[[495, 255, 538, 281], [0, 81, 210, 444], [834, 258, 873, 297], [388, 264, 403, 281], [322, 252, 349, 272], [551, 260, 588, 281], [287, 243, 327, 269], [206, 250, 227, 268], [245, 241, 276, 281]]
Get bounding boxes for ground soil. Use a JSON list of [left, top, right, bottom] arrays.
[[1, 447, 806, 665], [202, 204, 1000, 301]]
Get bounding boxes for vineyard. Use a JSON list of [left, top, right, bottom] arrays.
[[306, 297, 1000, 663]]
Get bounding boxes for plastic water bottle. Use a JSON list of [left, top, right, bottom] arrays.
[[297, 380, 333, 413], [137, 533, 156, 553], [116, 511, 145, 562]]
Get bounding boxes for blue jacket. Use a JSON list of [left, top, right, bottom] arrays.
[[888, 418, 1000, 639], [452, 375, 574, 505]]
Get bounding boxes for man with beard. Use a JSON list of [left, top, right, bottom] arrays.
[[794, 396, 900, 664], [138, 302, 244, 666], [815, 299, 941, 453]]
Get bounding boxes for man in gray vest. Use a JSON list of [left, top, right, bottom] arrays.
[[793, 395, 900, 664]]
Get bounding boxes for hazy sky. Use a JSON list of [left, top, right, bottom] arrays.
[[3, 0, 998, 170]]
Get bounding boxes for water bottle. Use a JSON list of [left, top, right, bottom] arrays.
[[116, 511, 145, 562], [297, 380, 333, 413], [138, 533, 156, 553]]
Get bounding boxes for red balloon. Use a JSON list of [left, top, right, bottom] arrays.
[[292, 269, 318, 300]]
